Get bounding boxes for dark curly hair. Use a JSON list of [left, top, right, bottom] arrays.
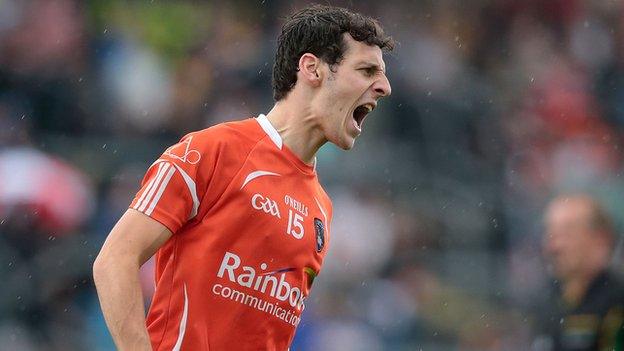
[[272, 5, 394, 101]]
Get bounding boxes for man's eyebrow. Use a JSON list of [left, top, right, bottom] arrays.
[[357, 61, 386, 73]]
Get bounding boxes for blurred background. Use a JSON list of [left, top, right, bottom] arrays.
[[1, 0, 624, 350]]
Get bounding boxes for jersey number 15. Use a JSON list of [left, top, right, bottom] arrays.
[[286, 210, 304, 239]]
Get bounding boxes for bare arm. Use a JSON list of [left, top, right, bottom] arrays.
[[93, 209, 173, 351]]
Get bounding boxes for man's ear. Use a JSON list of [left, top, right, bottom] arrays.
[[298, 53, 322, 87]]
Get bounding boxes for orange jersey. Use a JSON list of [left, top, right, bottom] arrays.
[[129, 115, 332, 350]]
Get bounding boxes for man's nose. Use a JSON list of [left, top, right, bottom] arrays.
[[373, 74, 391, 98]]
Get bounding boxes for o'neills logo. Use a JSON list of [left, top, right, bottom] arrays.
[[216, 252, 306, 313]]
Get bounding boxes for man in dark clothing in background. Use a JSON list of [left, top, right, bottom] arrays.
[[534, 194, 624, 351]]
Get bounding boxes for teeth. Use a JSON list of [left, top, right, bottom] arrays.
[[363, 104, 373, 112]]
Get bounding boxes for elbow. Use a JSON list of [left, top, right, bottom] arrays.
[[92, 251, 109, 288], [93, 247, 119, 287], [92, 248, 139, 287]]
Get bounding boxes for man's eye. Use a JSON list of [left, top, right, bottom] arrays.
[[360, 68, 375, 76]]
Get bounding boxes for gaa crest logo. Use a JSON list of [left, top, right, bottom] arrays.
[[251, 193, 281, 219], [314, 218, 324, 252]]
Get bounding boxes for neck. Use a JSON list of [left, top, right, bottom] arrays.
[[265, 98, 327, 165], [561, 277, 591, 306], [561, 266, 605, 306]]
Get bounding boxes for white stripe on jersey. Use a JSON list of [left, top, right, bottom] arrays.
[[138, 162, 171, 212], [172, 284, 189, 351], [170, 163, 200, 219], [135, 159, 200, 220], [314, 196, 330, 234], [134, 162, 165, 211], [145, 165, 176, 215], [240, 170, 281, 190]]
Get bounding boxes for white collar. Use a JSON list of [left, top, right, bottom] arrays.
[[255, 114, 283, 149], [255, 114, 317, 171]]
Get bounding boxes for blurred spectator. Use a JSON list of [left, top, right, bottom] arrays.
[[0, 146, 96, 349], [533, 194, 624, 351]]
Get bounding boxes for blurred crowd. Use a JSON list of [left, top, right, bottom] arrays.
[[2, 0, 624, 350]]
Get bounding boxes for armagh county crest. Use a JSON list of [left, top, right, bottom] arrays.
[[314, 218, 325, 252]]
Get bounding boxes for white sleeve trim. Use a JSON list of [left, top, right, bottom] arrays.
[[145, 166, 176, 216], [135, 162, 172, 212], [134, 162, 165, 211], [145, 160, 200, 220]]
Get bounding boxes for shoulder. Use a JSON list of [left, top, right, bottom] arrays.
[[604, 271, 624, 293], [186, 118, 265, 149], [589, 271, 624, 308], [160, 118, 265, 172], [318, 186, 332, 206], [315, 183, 333, 216]]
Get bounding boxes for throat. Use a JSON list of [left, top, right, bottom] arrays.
[[265, 109, 326, 165], [278, 127, 324, 166]]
